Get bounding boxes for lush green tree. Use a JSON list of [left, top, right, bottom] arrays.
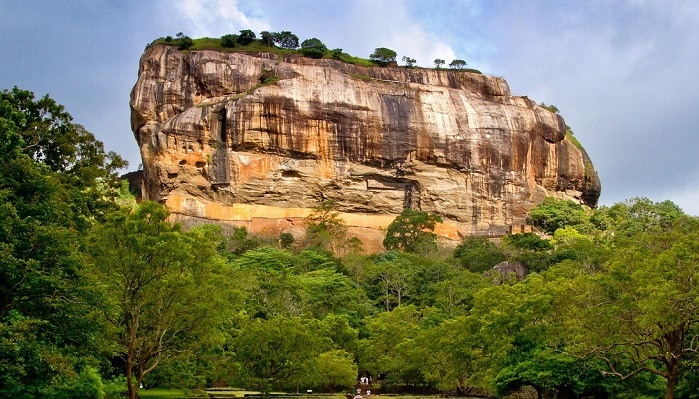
[[358, 305, 424, 384], [314, 350, 358, 393], [434, 59, 445, 69], [259, 31, 274, 47], [529, 197, 592, 235], [232, 316, 329, 391], [453, 236, 506, 273], [298, 268, 370, 319], [407, 254, 459, 307], [592, 197, 684, 239], [304, 200, 351, 254], [364, 252, 417, 311], [0, 87, 122, 398], [370, 47, 397, 65], [230, 246, 302, 318], [402, 56, 417, 68], [227, 226, 261, 256], [428, 270, 489, 317], [466, 271, 614, 398], [415, 316, 485, 394], [0, 87, 126, 221], [86, 202, 232, 399], [221, 34, 239, 48], [330, 48, 344, 60], [237, 29, 256, 45], [449, 59, 467, 69], [501, 233, 555, 272], [565, 216, 699, 399], [273, 31, 299, 49], [300, 38, 328, 58], [177, 35, 193, 50], [502, 233, 553, 252], [383, 209, 443, 253], [279, 232, 295, 249], [318, 313, 360, 354]]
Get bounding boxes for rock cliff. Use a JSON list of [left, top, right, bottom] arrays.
[[130, 45, 600, 250]]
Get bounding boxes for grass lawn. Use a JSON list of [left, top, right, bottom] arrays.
[[138, 388, 206, 398]]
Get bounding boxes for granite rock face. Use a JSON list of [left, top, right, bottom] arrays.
[[130, 45, 600, 250]]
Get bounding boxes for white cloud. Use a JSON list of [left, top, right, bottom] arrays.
[[386, 24, 457, 68], [171, 0, 269, 37]]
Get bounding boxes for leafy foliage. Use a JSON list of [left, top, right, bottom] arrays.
[[453, 237, 506, 273], [370, 47, 397, 65], [449, 59, 467, 69], [237, 29, 256, 45], [86, 202, 233, 399], [299, 37, 328, 58], [272, 31, 299, 49], [529, 197, 592, 235], [402, 55, 417, 68], [383, 209, 443, 253], [0, 87, 122, 398], [6, 84, 699, 399]]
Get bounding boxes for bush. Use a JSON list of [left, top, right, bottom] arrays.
[[221, 34, 238, 48], [300, 38, 328, 58], [453, 237, 506, 273], [237, 29, 256, 45], [273, 31, 299, 49], [177, 36, 193, 50]]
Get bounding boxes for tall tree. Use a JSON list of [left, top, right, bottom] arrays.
[[304, 200, 353, 254], [383, 209, 442, 253], [0, 87, 122, 398], [272, 31, 299, 49], [566, 216, 699, 399], [237, 29, 256, 45], [86, 202, 231, 399], [370, 47, 397, 65], [402, 56, 417, 68], [449, 59, 467, 69], [529, 197, 592, 235], [314, 349, 358, 393], [232, 316, 328, 391], [259, 31, 275, 47]]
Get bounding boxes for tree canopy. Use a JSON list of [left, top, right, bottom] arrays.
[[370, 47, 397, 65], [383, 209, 443, 254], [299, 38, 328, 58], [5, 85, 699, 399]]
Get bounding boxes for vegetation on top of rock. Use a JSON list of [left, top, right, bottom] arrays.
[[146, 30, 480, 72], [370, 47, 398, 65]]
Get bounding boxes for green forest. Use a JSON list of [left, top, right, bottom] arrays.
[[2, 86, 699, 399]]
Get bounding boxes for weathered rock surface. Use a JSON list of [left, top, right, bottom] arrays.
[[130, 45, 600, 250]]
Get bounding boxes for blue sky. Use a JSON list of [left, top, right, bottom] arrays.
[[2, 0, 699, 213]]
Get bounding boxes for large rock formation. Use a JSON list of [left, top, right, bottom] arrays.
[[130, 45, 600, 250]]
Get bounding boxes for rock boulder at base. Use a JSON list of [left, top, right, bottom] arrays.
[[130, 45, 600, 251]]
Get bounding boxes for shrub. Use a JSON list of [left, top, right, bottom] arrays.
[[300, 38, 328, 58], [221, 34, 239, 48]]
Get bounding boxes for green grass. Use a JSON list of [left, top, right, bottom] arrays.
[[138, 388, 206, 398], [349, 73, 373, 82], [146, 36, 482, 73], [566, 126, 584, 150]]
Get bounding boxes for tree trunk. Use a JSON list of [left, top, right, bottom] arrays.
[[127, 361, 137, 399], [665, 361, 678, 399]]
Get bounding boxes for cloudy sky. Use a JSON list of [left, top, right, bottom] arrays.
[[2, 0, 699, 213]]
